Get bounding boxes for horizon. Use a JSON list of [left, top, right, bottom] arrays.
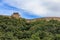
[[0, 0, 60, 19], [1, 12, 60, 19]]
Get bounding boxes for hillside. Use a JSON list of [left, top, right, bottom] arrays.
[[0, 16, 60, 40], [27, 17, 60, 23]]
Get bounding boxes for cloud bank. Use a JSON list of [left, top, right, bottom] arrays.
[[0, 0, 60, 19], [3, 0, 60, 17]]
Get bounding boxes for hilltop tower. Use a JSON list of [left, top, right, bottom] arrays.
[[11, 12, 20, 18]]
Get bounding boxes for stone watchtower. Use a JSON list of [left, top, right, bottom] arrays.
[[11, 12, 20, 18]]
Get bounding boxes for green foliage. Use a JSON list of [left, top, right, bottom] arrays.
[[0, 16, 60, 40]]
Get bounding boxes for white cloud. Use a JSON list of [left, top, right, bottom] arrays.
[[3, 0, 60, 17]]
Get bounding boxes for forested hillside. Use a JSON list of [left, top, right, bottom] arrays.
[[0, 16, 60, 40]]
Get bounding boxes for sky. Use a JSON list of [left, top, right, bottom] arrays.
[[0, 0, 60, 19]]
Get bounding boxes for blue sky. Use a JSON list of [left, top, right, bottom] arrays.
[[0, 0, 60, 19]]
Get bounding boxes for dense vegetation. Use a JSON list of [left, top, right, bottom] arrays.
[[0, 16, 60, 40]]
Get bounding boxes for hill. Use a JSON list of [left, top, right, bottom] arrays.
[[0, 16, 60, 40], [27, 17, 60, 22]]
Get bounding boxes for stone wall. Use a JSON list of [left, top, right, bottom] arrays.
[[11, 12, 20, 19]]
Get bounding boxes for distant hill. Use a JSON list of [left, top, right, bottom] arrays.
[[27, 17, 60, 22]]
